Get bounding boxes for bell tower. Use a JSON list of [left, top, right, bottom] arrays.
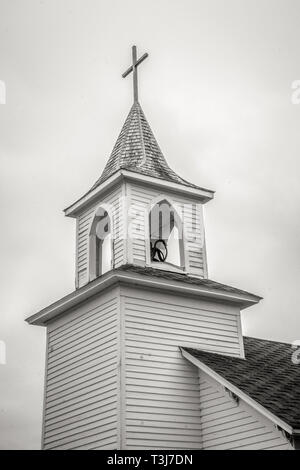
[[65, 46, 214, 289], [26, 47, 260, 450], [66, 97, 214, 289]]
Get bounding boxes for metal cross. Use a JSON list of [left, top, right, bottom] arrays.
[[122, 45, 148, 103]]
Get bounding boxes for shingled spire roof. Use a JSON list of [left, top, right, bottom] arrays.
[[90, 101, 199, 191]]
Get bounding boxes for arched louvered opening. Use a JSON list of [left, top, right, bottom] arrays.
[[89, 206, 113, 280], [149, 199, 185, 269]]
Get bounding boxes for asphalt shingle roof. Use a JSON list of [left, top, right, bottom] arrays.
[[90, 101, 206, 191], [184, 336, 300, 429], [116, 264, 261, 300]]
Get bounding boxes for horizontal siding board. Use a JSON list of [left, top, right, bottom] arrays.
[[126, 374, 199, 386], [125, 439, 201, 448], [47, 370, 116, 401], [49, 299, 117, 341], [125, 446, 196, 450], [45, 407, 117, 434], [199, 372, 293, 450], [126, 316, 238, 338], [45, 384, 117, 420], [47, 351, 117, 382], [49, 322, 117, 356], [44, 420, 118, 447], [127, 415, 202, 427], [127, 404, 200, 416], [45, 395, 117, 423], [49, 314, 117, 349], [46, 374, 117, 406], [202, 421, 266, 444], [45, 414, 117, 441], [234, 439, 292, 451], [126, 432, 201, 442], [47, 362, 116, 393], [125, 310, 238, 333], [45, 375, 117, 415], [125, 296, 238, 320], [45, 428, 117, 450], [125, 323, 239, 344], [201, 406, 245, 425], [126, 337, 240, 355], [43, 290, 119, 450], [126, 385, 200, 398], [126, 364, 198, 377], [48, 324, 117, 361], [123, 286, 246, 449], [47, 355, 116, 385], [201, 415, 256, 434], [127, 417, 202, 427], [126, 394, 200, 406], [47, 341, 117, 372]]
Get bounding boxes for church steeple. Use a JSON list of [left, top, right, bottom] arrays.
[[90, 45, 199, 191], [26, 46, 263, 452], [64, 46, 214, 289]]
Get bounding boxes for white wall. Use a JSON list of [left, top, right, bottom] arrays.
[[121, 285, 243, 449], [42, 282, 251, 450], [199, 371, 293, 450], [43, 287, 120, 450]]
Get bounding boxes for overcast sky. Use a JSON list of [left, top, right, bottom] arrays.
[[0, 0, 300, 450]]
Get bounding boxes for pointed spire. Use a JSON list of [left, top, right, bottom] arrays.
[[91, 102, 197, 190]]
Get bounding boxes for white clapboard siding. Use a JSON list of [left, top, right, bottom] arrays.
[[43, 289, 119, 450], [122, 287, 244, 449], [76, 184, 124, 287], [199, 372, 293, 450], [129, 182, 207, 277]]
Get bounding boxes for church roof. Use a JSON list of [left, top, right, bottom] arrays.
[[26, 264, 260, 326], [117, 264, 262, 301], [90, 101, 202, 191], [183, 336, 300, 429]]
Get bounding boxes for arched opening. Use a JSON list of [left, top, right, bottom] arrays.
[[149, 199, 184, 268], [89, 206, 112, 280]]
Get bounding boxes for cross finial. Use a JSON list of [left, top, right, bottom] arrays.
[[122, 45, 148, 103]]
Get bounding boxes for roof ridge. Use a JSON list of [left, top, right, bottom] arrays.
[[136, 102, 147, 166], [117, 102, 134, 170]]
